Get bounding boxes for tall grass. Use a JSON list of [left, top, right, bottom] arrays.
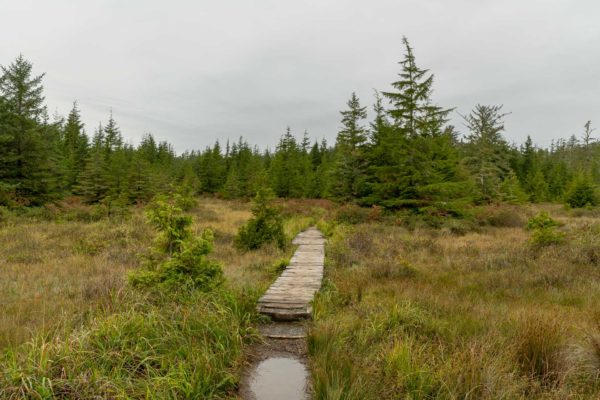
[[0, 197, 308, 398], [309, 204, 600, 399], [0, 289, 257, 398]]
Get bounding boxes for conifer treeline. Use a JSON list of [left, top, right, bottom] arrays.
[[0, 40, 597, 208]]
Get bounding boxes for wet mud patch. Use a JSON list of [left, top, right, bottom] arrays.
[[239, 322, 311, 400]]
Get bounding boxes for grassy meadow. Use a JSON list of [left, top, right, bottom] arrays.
[[2, 197, 600, 399], [310, 204, 600, 399], [0, 198, 311, 398]]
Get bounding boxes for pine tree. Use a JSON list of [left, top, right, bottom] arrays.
[[103, 111, 123, 157], [366, 39, 461, 207], [0, 95, 19, 205], [270, 127, 305, 198], [124, 152, 153, 203], [462, 104, 513, 203], [138, 133, 158, 164], [198, 141, 226, 193], [518, 135, 535, 183], [76, 124, 110, 203], [566, 172, 598, 208], [62, 102, 89, 190], [382, 37, 451, 137], [77, 148, 109, 203], [0, 55, 60, 204], [330, 92, 369, 200], [526, 167, 549, 203]]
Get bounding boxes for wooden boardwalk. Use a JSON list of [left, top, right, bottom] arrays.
[[257, 227, 325, 321]]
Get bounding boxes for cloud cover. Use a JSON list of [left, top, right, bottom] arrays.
[[1, 0, 599, 152]]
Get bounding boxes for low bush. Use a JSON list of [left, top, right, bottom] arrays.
[[129, 194, 223, 291], [235, 189, 286, 250], [527, 211, 565, 247], [174, 185, 198, 211], [566, 174, 598, 209]]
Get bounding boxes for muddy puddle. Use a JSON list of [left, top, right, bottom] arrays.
[[240, 322, 311, 399], [246, 357, 308, 400]]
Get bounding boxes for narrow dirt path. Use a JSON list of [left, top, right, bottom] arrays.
[[239, 227, 325, 400]]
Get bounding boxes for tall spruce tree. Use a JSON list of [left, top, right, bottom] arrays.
[[62, 102, 89, 190], [462, 104, 515, 203], [270, 127, 305, 198], [0, 55, 60, 204], [331, 92, 369, 200], [366, 38, 462, 207], [76, 125, 109, 203], [382, 37, 451, 137]]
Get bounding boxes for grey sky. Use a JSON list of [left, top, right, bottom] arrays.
[[1, 0, 599, 152]]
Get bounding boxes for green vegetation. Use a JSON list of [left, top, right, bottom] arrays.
[[309, 205, 600, 399], [2, 40, 600, 210], [0, 198, 309, 398], [129, 195, 223, 290], [566, 173, 598, 208], [3, 33, 600, 400], [235, 189, 286, 250], [527, 211, 565, 247]]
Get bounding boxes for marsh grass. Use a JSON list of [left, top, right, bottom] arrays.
[[0, 197, 311, 398], [309, 204, 600, 399]]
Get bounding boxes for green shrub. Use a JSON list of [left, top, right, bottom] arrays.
[[235, 189, 285, 250], [527, 211, 559, 230], [271, 258, 289, 274], [174, 185, 197, 211], [146, 195, 193, 255], [527, 211, 565, 247], [130, 194, 223, 291], [130, 230, 223, 290], [566, 174, 598, 208]]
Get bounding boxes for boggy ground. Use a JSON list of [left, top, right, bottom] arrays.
[[238, 322, 311, 400], [310, 204, 600, 399], [0, 198, 312, 398]]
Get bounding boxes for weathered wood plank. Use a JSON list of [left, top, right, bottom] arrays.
[[257, 227, 325, 321]]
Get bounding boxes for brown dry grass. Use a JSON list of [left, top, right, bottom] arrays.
[[0, 198, 309, 351], [0, 212, 152, 349], [310, 203, 600, 399]]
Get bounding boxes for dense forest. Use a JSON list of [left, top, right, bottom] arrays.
[[1, 38, 597, 210]]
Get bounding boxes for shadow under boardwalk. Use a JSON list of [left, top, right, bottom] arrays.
[[256, 227, 325, 321]]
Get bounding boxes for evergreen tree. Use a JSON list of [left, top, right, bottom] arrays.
[[566, 172, 598, 208], [462, 104, 513, 203], [0, 95, 19, 204], [0, 55, 60, 204], [382, 37, 451, 137], [270, 127, 305, 198], [138, 133, 158, 164], [103, 111, 123, 157], [62, 102, 89, 190], [366, 39, 462, 207], [330, 92, 369, 200], [526, 167, 549, 203], [198, 141, 226, 193], [77, 148, 109, 203], [76, 124, 110, 203], [124, 152, 153, 203]]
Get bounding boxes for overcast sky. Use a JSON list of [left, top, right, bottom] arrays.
[[1, 0, 599, 152]]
